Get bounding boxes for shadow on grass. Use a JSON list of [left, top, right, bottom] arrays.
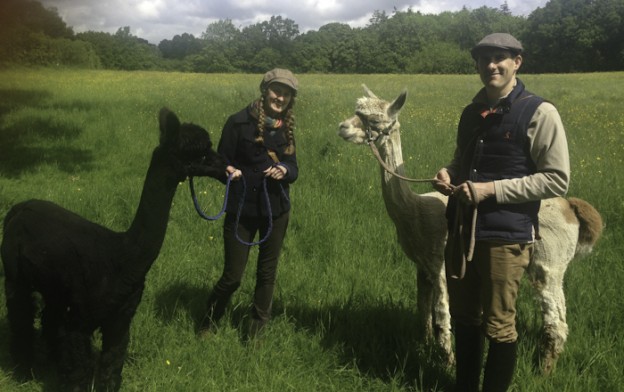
[[0, 89, 95, 178], [154, 281, 454, 391], [0, 89, 51, 117], [153, 281, 211, 332], [286, 301, 454, 391]]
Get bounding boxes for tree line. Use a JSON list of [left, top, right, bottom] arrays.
[[1, 0, 623, 74]]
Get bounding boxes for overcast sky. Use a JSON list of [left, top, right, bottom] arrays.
[[39, 0, 549, 45]]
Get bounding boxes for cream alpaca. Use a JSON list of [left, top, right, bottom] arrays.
[[338, 86, 603, 373]]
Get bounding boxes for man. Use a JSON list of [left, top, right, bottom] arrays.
[[433, 33, 570, 391]]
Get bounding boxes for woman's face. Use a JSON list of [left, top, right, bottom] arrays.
[[264, 82, 294, 117]]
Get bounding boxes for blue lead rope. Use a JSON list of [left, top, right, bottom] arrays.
[[189, 173, 232, 221], [235, 175, 273, 246], [189, 172, 288, 246]]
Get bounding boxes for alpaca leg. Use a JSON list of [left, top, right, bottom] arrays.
[[58, 325, 95, 392], [539, 278, 568, 375], [97, 318, 132, 392], [4, 277, 35, 378], [41, 301, 65, 362], [433, 269, 454, 365], [417, 268, 434, 340], [530, 264, 568, 375]]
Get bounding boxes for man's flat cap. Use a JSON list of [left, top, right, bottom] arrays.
[[471, 33, 523, 59]]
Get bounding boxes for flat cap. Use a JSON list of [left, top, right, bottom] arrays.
[[260, 68, 298, 92], [471, 33, 523, 59]]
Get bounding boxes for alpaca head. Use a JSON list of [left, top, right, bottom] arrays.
[[158, 107, 227, 181], [338, 85, 407, 145]]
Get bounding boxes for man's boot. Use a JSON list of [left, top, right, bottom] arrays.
[[482, 341, 518, 392], [453, 324, 484, 392]]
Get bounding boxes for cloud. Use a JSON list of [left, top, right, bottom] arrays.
[[39, 0, 548, 44]]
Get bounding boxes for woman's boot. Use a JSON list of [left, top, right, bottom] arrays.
[[198, 291, 228, 336]]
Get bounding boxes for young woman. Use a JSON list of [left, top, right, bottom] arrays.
[[199, 68, 299, 339]]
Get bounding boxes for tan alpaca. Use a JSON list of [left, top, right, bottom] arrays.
[[338, 86, 603, 373]]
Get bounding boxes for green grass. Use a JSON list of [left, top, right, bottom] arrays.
[[0, 69, 623, 391]]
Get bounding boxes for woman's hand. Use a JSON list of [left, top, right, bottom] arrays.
[[226, 165, 242, 180], [264, 164, 287, 180]]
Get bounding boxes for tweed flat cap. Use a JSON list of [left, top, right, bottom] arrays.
[[260, 68, 298, 92], [471, 33, 523, 59]]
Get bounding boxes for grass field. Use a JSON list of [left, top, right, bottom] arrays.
[[0, 69, 623, 391]]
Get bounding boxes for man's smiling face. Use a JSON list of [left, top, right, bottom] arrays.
[[476, 49, 522, 99]]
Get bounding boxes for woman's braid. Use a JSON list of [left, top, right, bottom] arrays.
[[255, 95, 267, 145], [283, 107, 296, 155]]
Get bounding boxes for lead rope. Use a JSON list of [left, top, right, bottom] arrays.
[[234, 175, 274, 246], [466, 181, 478, 262], [448, 180, 478, 280], [367, 140, 439, 184], [190, 172, 287, 246], [366, 136, 478, 278], [189, 173, 233, 221]]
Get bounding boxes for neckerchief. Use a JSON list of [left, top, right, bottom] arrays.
[[249, 99, 283, 129]]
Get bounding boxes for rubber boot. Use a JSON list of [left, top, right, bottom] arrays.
[[198, 291, 229, 336], [247, 317, 267, 340], [453, 324, 484, 392], [482, 341, 518, 392]]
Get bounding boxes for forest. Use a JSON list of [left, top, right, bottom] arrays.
[[1, 0, 623, 74]]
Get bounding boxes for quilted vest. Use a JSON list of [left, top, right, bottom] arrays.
[[450, 80, 544, 242]]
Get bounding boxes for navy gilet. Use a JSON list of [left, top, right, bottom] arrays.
[[448, 79, 544, 242]]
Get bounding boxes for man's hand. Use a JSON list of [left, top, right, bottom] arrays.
[[453, 181, 495, 205], [433, 168, 454, 196]]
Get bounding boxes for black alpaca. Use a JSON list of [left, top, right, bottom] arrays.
[[1, 108, 226, 391]]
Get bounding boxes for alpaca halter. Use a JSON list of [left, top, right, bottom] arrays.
[[360, 114, 397, 143]]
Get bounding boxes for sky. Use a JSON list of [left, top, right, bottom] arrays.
[[39, 0, 550, 45]]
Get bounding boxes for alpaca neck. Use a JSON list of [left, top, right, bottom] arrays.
[[125, 148, 179, 276], [377, 130, 419, 211]]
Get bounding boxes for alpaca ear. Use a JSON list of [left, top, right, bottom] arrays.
[[159, 107, 180, 146], [361, 84, 378, 99], [388, 89, 407, 117]]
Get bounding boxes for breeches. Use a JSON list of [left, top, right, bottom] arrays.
[[447, 241, 532, 343], [212, 211, 290, 322]]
